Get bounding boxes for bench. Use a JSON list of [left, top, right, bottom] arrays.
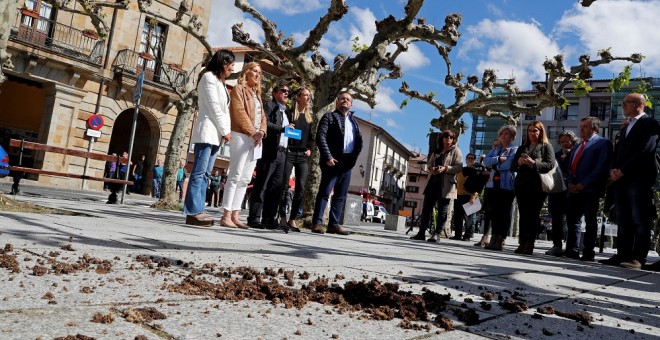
[[8, 138, 133, 202]]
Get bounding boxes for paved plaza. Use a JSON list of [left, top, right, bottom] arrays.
[[0, 182, 659, 339]]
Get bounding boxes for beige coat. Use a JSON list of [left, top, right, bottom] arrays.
[[424, 145, 463, 199], [229, 84, 267, 137]]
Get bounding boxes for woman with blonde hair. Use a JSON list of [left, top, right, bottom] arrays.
[[220, 62, 267, 228], [511, 120, 555, 255], [279, 86, 314, 232]]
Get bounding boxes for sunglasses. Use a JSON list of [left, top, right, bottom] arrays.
[[278, 89, 289, 93], [443, 135, 455, 139]]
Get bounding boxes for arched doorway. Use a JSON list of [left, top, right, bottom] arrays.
[[108, 109, 160, 194]]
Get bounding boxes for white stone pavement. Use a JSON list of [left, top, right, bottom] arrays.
[[0, 186, 659, 339]]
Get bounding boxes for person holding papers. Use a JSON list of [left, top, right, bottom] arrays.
[[279, 87, 314, 232], [220, 62, 267, 229], [452, 153, 488, 241]]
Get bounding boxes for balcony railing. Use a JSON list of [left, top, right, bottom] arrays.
[[10, 10, 104, 65], [112, 49, 188, 88]]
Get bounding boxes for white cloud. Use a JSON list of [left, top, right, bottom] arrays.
[[458, 19, 562, 88], [352, 86, 400, 114], [389, 44, 430, 70], [251, 0, 325, 15], [385, 118, 397, 127], [555, 0, 660, 76], [207, 1, 264, 47]]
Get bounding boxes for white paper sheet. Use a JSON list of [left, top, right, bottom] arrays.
[[252, 144, 262, 161], [462, 197, 482, 216]]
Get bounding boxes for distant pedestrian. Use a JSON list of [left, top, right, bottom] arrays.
[[152, 159, 163, 198], [132, 154, 146, 194], [176, 160, 187, 202], [208, 168, 221, 208], [103, 152, 117, 191]]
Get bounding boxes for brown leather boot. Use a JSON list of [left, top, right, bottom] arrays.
[[326, 225, 350, 235], [311, 224, 325, 234]]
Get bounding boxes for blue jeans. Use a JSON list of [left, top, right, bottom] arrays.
[[152, 178, 162, 198], [184, 143, 220, 215], [312, 164, 352, 226]]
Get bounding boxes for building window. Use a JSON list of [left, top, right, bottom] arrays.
[[18, 0, 54, 46], [139, 18, 168, 81], [409, 174, 417, 183], [590, 101, 611, 121], [404, 200, 416, 207], [547, 126, 557, 140], [406, 186, 419, 193]]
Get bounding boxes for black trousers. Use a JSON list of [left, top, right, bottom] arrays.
[[489, 188, 515, 238], [248, 151, 286, 224], [452, 195, 473, 238], [279, 150, 309, 220]]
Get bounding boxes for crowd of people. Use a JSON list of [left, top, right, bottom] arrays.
[[171, 49, 659, 271], [181, 49, 361, 235], [410, 93, 659, 271]]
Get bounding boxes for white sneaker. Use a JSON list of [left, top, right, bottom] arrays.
[[545, 246, 563, 256]]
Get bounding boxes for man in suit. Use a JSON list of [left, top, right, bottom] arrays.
[[602, 93, 660, 269], [312, 92, 363, 235], [564, 117, 612, 261], [247, 82, 294, 229]]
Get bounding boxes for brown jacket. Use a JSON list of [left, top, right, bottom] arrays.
[[229, 84, 267, 137], [424, 145, 463, 199]]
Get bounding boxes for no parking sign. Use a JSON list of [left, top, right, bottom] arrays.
[[87, 114, 104, 130]]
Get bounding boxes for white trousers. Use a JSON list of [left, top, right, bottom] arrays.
[[222, 132, 257, 211]]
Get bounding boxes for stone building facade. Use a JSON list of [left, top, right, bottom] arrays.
[[0, 0, 211, 193]]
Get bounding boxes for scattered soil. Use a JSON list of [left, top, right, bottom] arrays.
[[122, 307, 167, 323], [481, 291, 494, 301], [451, 308, 480, 325], [499, 299, 528, 312], [91, 312, 115, 324], [0, 253, 20, 273], [4, 243, 13, 252], [434, 315, 454, 330], [53, 335, 95, 340], [61, 244, 75, 251], [537, 305, 555, 315], [32, 265, 48, 276], [0, 193, 88, 215], [168, 269, 456, 329], [555, 310, 593, 325], [80, 287, 94, 294]]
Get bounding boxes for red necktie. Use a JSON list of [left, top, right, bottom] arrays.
[[571, 140, 587, 174]]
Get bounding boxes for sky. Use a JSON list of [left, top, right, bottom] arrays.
[[206, 0, 660, 156]]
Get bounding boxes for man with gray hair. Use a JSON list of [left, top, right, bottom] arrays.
[[564, 117, 612, 261]]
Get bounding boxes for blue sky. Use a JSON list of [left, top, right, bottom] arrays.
[[207, 0, 660, 156]]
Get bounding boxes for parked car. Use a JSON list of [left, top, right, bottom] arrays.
[[0, 145, 9, 178], [373, 205, 388, 224]]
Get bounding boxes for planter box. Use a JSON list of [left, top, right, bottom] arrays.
[[384, 215, 406, 231], [21, 9, 39, 19]]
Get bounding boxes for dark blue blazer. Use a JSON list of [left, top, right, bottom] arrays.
[[612, 114, 660, 185], [567, 134, 612, 195], [316, 110, 363, 170]]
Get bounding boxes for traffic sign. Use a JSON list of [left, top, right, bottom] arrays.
[[87, 114, 104, 130], [134, 71, 145, 102]]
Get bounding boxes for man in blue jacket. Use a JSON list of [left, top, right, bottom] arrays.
[[312, 92, 363, 235], [564, 117, 612, 261]]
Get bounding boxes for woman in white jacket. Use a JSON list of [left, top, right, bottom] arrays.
[[184, 49, 235, 226]]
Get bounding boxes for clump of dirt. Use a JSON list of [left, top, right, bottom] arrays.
[[434, 315, 454, 330], [53, 335, 96, 340], [556, 310, 593, 325], [122, 307, 167, 323], [0, 253, 20, 273], [537, 305, 555, 315], [32, 265, 48, 276], [49, 251, 61, 257], [80, 287, 94, 294], [299, 271, 310, 280], [499, 299, 528, 312], [4, 243, 13, 252], [451, 308, 480, 325], [480, 301, 492, 311], [481, 291, 494, 301], [61, 244, 75, 251], [168, 269, 456, 330], [399, 318, 432, 331], [91, 312, 115, 324], [42, 291, 55, 303]]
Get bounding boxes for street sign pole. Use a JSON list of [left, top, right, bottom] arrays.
[[121, 71, 144, 204]]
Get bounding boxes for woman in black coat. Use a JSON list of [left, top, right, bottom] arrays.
[[511, 121, 555, 255]]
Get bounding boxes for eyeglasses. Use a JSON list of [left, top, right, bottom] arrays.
[[278, 89, 289, 93], [443, 135, 455, 139]]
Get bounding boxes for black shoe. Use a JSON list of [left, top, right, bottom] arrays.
[[580, 254, 595, 262], [564, 250, 580, 259], [450, 236, 462, 240], [598, 254, 624, 266], [410, 233, 425, 241], [289, 226, 301, 232], [462, 236, 472, 241], [248, 222, 265, 229], [427, 236, 438, 243], [643, 261, 660, 272]]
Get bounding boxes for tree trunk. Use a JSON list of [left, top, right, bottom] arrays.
[[152, 90, 197, 210], [301, 88, 336, 225]]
